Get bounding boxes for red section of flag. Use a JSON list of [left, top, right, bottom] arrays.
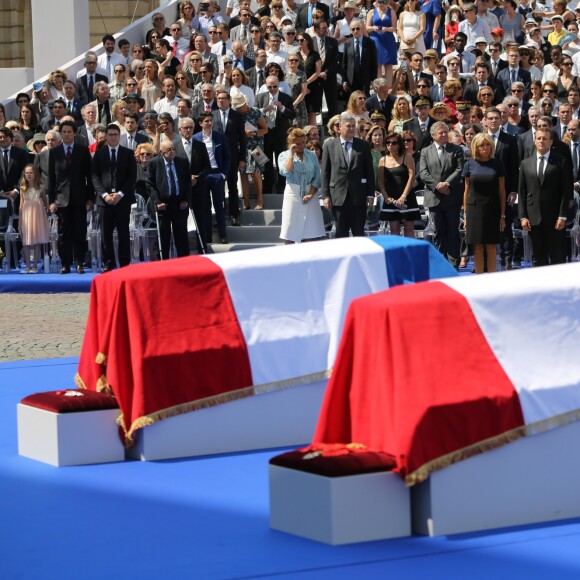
[[313, 281, 525, 481], [77, 257, 253, 441]]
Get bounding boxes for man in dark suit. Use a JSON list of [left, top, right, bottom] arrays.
[[62, 81, 85, 123], [193, 83, 219, 131], [40, 98, 68, 133], [495, 47, 531, 102], [321, 112, 375, 237], [408, 52, 433, 87], [365, 78, 396, 127], [519, 128, 572, 266], [193, 113, 232, 244], [313, 20, 339, 119], [342, 20, 377, 96], [488, 42, 508, 79], [463, 62, 500, 105], [47, 120, 94, 274], [256, 77, 296, 194], [119, 113, 148, 151], [92, 123, 137, 271], [147, 141, 192, 259], [173, 117, 211, 248], [246, 50, 269, 96], [76, 54, 108, 104], [403, 99, 434, 151], [295, 0, 330, 33], [213, 91, 247, 226], [419, 121, 465, 268], [485, 107, 520, 269], [0, 127, 28, 265]]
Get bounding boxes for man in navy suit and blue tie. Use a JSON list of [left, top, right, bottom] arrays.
[[193, 112, 231, 244]]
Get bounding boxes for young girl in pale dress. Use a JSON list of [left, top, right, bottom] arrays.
[[19, 165, 49, 274]]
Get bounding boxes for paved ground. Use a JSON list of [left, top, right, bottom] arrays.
[[0, 294, 90, 362]]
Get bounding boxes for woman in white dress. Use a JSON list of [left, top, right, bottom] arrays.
[[229, 67, 255, 107], [397, 0, 426, 55], [278, 128, 325, 244]]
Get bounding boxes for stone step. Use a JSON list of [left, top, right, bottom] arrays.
[[261, 193, 284, 209], [242, 209, 282, 226], [225, 225, 282, 243], [209, 242, 282, 253]]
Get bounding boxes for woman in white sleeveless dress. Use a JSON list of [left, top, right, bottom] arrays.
[[397, 0, 426, 55]]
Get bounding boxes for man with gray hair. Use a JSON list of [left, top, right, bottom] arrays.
[[342, 19, 377, 96], [76, 51, 108, 103], [34, 130, 62, 180], [266, 32, 288, 72], [419, 121, 465, 268], [321, 112, 375, 237], [365, 78, 396, 127], [458, 3, 492, 46]]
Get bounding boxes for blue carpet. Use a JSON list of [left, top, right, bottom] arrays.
[[0, 272, 95, 293], [3, 358, 580, 579]]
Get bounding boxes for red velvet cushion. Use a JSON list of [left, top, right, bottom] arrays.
[[20, 390, 119, 414], [270, 444, 396, 477]]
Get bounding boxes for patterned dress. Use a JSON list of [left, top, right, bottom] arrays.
[[243, 107, 266, 174]]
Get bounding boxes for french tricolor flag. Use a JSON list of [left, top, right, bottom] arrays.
[[76, 237, 455, 442], [313, 263, 580, 484]]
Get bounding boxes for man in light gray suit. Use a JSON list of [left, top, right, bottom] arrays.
[[321, 112, 375, 237], [419, 121, 465, 268]]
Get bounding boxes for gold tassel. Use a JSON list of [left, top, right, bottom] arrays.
[[95, 352, 107, 365], [74, 373, 88, 390]]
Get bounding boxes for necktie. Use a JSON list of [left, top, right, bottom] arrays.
[[511, 69, 516, 83], [258, 69, 265, 93], [573, 142, 579, 178], [241, 26, 248, 43], [222, 110, 227, 129], [343, 141, 350, 164], [308, 4, 313, 27], [168, 161, 178, 196], [3, 149, 8, 173], [205, 103, 211, 112], [88, 75, 94, 99], [110, 148, 117, 191], [457, 53, 463, 73], [128, 135, 134, 150], [67, 101, 72, 113], [562, 126, 567, 139], [415, 73, 420, 85], [235, 58, 241, 69], [267, 96, 276, 127], [438, 145, 444, 165], [107, 55, 112, 79], [538, 155, 545, 182], [184, 139, 192, 162], [66, 146, 72, 163], [355, 39, 361, 69], [420, 123, 426, 134], [319, 37, 325, 64], [492, 61, 497, 76], [222, 42, 227, 56]]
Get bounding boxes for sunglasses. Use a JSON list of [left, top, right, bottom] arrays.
[[543, 89, 555, 93], [417, 84, 428, 88], [251, 29, 261, 33], [351, 27, 361, 31], [288, 59, 299, 62], [507, 103, 519, 107], [171, 28, 181, 32], [297, 38, 305, 42], [481, 93, 492, 97], [190, 58, 201, 61], [403, 138, 414, 143], [385, 140, 399, 145], [224, 61, 233, 64], [286, 31, 296, 34], [208, 30, 220, 34], [563, 62, 573, 66], [511, 88, 523, 92]]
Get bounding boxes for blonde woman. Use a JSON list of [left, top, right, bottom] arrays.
[[388, 96, 413, 133], [346, 90, 371, 130], [139, 59, 163, 110], [462, 132, 506, 274]]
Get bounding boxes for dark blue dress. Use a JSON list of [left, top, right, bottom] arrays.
[[462, 158, 505, 244]]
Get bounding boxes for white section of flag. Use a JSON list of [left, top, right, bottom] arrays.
[[443, 264, 580, 425], [207, 238, 389, 385]]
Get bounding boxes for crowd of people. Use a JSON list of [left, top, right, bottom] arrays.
[[1, 0, 580, 273]]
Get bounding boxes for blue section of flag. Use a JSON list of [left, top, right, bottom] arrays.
[[369, 236, 457, 286]]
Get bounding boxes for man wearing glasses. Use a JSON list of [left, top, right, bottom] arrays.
[[230, 41, 255, 72], [510, 82, 530, 115], [147, 141, 192, 259], [210, 23, 232, 57], [108, 66, 127, 101], [458, 3, 491, 47], [342, 19, 377, 96], [164, 22, 190, 61], [313, 19, 339, 118], [92, 124, 137, 272], [230, 10, 253, 43], [256, 76, 296, 194]]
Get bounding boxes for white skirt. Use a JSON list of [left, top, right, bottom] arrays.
[[280, 183, 325, 243]]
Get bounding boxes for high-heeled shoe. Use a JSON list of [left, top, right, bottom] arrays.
[[254, 204, 263, 210]]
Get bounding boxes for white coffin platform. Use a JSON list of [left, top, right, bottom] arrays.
[[17, 404, 125, 467], [412, 420, 580, 536], [127, 381, 327, 461], [269, 465, 411, 545]]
